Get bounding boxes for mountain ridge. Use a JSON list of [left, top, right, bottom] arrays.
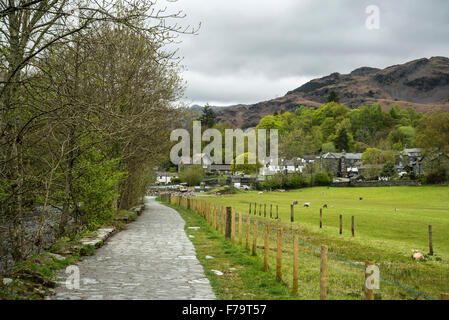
[[209, 57, 449, 127]]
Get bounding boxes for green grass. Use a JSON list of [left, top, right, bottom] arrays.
[[193, 186, 449, 300], [163, 201, 294, 300]]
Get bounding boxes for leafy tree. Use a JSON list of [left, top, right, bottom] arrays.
[[327, 90, 340, 103], [279, 126, 322, 158], [416, 109, 449, 175], [314, 172, 333, 186], [231, 153, 262, 175], [362, 148, 383, 165], [322, 142, 336, 153], [353, 141, 370, 153], [179, 165, 205, 186], [320, 118, 337, 141], [199, 104, 217, 128], [0, 2, 192, 262], [388, 126, 416, 150], [285, 173, 307, 189], [416, 110, 449, 153], [334, 127, 350, 151], [381, 162, 396, 178]]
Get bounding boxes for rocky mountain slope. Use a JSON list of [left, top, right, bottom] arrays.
[[212, 57, 449, 127]]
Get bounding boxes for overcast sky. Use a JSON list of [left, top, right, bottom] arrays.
[[162, 0, 449, 106]]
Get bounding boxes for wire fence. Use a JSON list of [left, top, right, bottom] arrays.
[[163, 194, 445, 300]]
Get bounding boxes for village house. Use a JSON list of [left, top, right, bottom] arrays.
[[259, 158, 306, 177], [396, 148, 449, 176], [155, 171, 179, 185], [319, 151, 363, 177], [395, 148, 425, 175]]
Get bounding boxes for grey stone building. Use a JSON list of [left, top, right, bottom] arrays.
[[319, 151, 363, 176]]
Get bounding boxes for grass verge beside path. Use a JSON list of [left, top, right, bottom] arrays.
[[162, 201, 294, 300]]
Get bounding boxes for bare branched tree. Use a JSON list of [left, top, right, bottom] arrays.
[[0, 0, 194, 263]]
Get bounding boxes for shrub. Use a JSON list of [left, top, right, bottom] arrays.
[[381, 162, 395, 178], [231, 152, 262, 174], [179, 165, 205, 186], [314, 171, 333, 186], [259, 172, 308, 190], [260, 173, 285, 190], [285, 172, 308, 189], [424, 170, 447, 184]]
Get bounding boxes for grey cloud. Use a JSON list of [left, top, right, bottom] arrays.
[[162, 0, 449, 105]]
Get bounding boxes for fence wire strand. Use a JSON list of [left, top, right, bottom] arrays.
[[168, 196, 437, 301]]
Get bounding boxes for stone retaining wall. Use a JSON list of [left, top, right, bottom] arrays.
[[0, 207, 71, 274], [332, 180, 421, 188]]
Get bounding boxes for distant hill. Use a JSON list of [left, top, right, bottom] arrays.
[[212, 57, 449, 127]]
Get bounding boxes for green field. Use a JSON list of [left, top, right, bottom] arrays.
[[199, 186, 449, 299]]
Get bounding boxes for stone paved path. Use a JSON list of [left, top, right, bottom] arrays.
[[49, 197, 215, 300]]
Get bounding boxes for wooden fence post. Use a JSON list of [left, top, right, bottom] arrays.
[[339, 215, 343, 235], [254, 203, 257, 215], [290, 204, 294, 223], [225, 207, 232, 239], [270, 204, 273, 219], [239, 212, 243, 245], [351, 216, 355, 237], [429, 225, 434, 255], [276, 229, 283, 282], [221, 207, 225, 234], [215, 207, 219, 230], [292, 235, 299, 295], [246, 216, 250, 250], [259, 204, 262, 217], [252, 218, 258, 256], [320, 245, 328, 300], [209, 204, 212, 223], [211, 205, 214, 225], [264, 225, 270, 272], [231, 208, 236, 244], [441, 293, 449, 300], [216, 207, 219, 231], [320, 208, 323, 229], [264, 204, 267, 217], [365, 261, 375, 300], [249, 203, 252, 215]]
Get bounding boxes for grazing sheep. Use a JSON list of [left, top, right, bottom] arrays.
[[323, 204, 328, 209], [303, 202, 311, 208], [359, 197, 363, 200], [258, 192, 263, 195], [412, 250, 424, 261]]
